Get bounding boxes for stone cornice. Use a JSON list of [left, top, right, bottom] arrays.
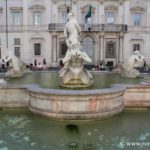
[[104, 5, 118, 11], [10, 7, 23, 12], [29, 5, 45, 10], [130, 6, 145, 12], [130, 0, 146, 12]]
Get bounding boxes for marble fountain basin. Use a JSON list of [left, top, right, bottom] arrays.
[[0, 71, 150, 120]]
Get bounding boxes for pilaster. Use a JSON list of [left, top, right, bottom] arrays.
[[52, 33, 58, 67], [119, 33, 124, 62], [99, 33, 105, 61]]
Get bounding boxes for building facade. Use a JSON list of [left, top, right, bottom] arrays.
[[0, 0, 150, 67]]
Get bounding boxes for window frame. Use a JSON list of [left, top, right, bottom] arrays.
[[11, 11, 22, 25], [105, 41, 116, 58], [81, 36, 95, 62], [106, 12, 115, 24], [130, 6, 145, 27], [60, 42, 67, 58], [132, 13, 141, 26], [34, 43, 41, 56], [133, 44, 140, 52], [14, 47, 21, 58], [14, 38, 21, 45], [33, 11, 42, 25]]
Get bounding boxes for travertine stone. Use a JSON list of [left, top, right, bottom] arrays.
[[3, 51, 25, 78], [113, 51, 144, 78], [59, 12, 93, 87]]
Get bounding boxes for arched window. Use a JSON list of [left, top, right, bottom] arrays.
[[81, 36, 94, 62]]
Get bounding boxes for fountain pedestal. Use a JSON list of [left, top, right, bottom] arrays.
[[59, 49, 93, 88]]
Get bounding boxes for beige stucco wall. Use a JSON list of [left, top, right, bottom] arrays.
[[0, 0, 150, 66]]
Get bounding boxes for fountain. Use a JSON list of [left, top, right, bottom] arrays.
[[59, 12, 93, 88], [113, 50, 145, 78], [3, 51, 25, 78], [0, 78, 7, 85], [0, 12, 150, 121], [0, 51, 25, 85], [0, 6, 150, 150], [0, 110, 150, 150], [26, 13, 125, 120]]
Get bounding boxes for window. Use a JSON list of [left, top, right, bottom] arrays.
[[33, 11, 41, 25], [34, 43, 41, 55], [29, 5, 45, 25], [106, 41, 116, 58], [132, 13, 141, 26], [107, 61, 113, 67], [61, 11, 67, 23], [12, 11, 21, 25], [60, 43, 67, 57], [133, 44, 140, 51], [14, 38, 20, 45], [14, 47, 20, 58], [62, 11, 67, 23], [81, 36, 94, 62], [106, 12, 115, 24]]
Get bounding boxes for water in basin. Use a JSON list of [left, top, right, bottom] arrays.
[[0, 110, 150, 150], [5, 72, 145, 89]]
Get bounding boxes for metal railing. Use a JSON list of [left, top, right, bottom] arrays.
[[0, 24, 128, 32], [48, 23, 128, 32], [128, 26, 150, 33]]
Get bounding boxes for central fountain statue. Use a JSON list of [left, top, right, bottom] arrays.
[[59, 12, 93, 88]]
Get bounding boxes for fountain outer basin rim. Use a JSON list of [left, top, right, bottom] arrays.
[[26, 84, 125, 120]]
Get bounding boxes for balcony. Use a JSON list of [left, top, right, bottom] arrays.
[[0, 24, 128, 33], [48, 23, 128, 32]]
